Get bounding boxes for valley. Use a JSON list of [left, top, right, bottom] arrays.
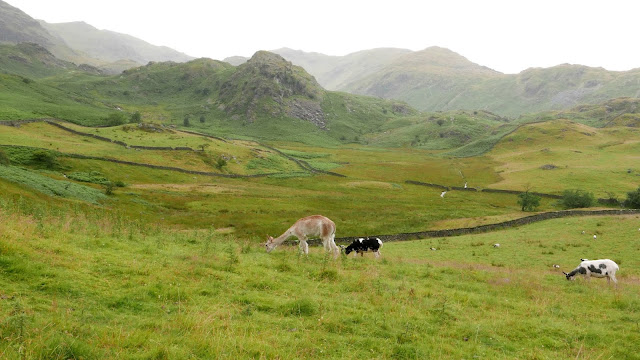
[[1, 2, 640, 356]]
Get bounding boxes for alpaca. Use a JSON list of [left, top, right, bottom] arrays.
[[265, 215, 339, 258]]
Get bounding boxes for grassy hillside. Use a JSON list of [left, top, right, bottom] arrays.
[[344, 47, 502, 111], [3, 114, 639, 239], [1, 198, 638, 359], [0, 43, 99, 79], [486, 120, 640, 197], [36, 51, 416, 146], [2, 86, 640, 358], [0, 72, 114, 123]]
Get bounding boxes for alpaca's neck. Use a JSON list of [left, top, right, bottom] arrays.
[[273, 228, 293, 245]]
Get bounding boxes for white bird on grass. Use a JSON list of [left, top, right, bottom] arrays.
[[440, 191, 447, 198]]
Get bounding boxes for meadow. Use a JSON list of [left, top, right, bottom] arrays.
[[2, 116, 640, 359], [1, 198, 639, 359]]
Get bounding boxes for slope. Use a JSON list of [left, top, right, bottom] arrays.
[[48, 51, 416, 145], [40, 21, 194, 71]]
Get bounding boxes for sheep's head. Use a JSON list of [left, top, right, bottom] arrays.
[[563, 271, 576, 281], [265, 236, 277, 253]]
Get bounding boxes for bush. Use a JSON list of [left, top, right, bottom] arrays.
[[517, 191, 541, 211], [559, 189, 594, 209], [31, 150, 59, 169], [130, 111, 142, 123], [623, 186, 640, 209], [215, 158, 227, 170], [104, 112, 127, 127]]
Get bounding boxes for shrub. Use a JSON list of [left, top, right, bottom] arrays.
[[31, 150, 59, 169], [623, 186, 640, 209], [559, 189, 594, 209], [130, 111, 142, 123], [104, 182, 115, 195], [517, 191, 541, 211], [215, 158, 227, 170], [104, 112, 127, 126]]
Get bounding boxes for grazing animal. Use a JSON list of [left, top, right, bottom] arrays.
[[265, 215, 339, 258], [593, 235, 597, 239], [563, 259, 619, 285], [493, 243, 500, 248], [430, 247, 437, 251], [344, 237, 383, 258], [553, 264, 560, 268]]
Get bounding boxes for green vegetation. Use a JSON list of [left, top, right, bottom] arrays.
[[0, 165, 106, 204], [623, 186, 640, 209], [559, 190, 595, 209], [517, 191, 541, 212], [1, 41, 640, 359], [1, 200, 639, 359]]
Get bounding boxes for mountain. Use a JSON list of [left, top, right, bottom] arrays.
[[39, 50, 414, 144], [40, 21, 194, 69], [0, 0, 194, 74], [266, 46, 640, 117], [226, 47, 412, 91], [0, 0, 82, 62], [342, 46, 502, 109], [0, 42, 100, 78], [275, 47, 413, 91]]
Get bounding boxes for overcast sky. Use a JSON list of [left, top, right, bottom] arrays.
[[5, 0, 639, 74]]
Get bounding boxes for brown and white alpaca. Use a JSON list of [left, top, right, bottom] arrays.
[[265, 215, 339, 258]]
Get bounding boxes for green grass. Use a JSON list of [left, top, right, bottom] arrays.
[[1, 201, 639, 359], [0, 165, 106, 204]]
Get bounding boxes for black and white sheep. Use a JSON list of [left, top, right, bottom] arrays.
[[563, 259, 619, 284], [343, 237, 383, 258]]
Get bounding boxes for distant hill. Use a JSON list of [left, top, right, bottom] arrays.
[[0, 0, 82, 62], [262, 46, 640, 117], [0, 42, 100, 78], [40, 21, 194, 69], [226, 47, 412, 91], [343, 46, 501, 109], [0, 0, 194, 74], [32, 50, 414, 144]]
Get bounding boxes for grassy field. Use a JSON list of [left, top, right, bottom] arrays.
[[1, 200, 639, 359], [2, 112, 640, 359], [487, 120, 640, 197]]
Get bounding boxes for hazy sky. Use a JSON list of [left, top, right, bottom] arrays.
[[5, 0, 639, 74]]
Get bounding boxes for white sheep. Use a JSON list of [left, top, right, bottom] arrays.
[[563, 259, 619, 285]]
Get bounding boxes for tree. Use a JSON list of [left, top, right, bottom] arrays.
[[517, 191, 541, 211], [623, 186, 640, 209], [560, 189, 594, 209], [199, 115, 206, 123], [130, 111, 142, 123], [183, 115, 190, 127]]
